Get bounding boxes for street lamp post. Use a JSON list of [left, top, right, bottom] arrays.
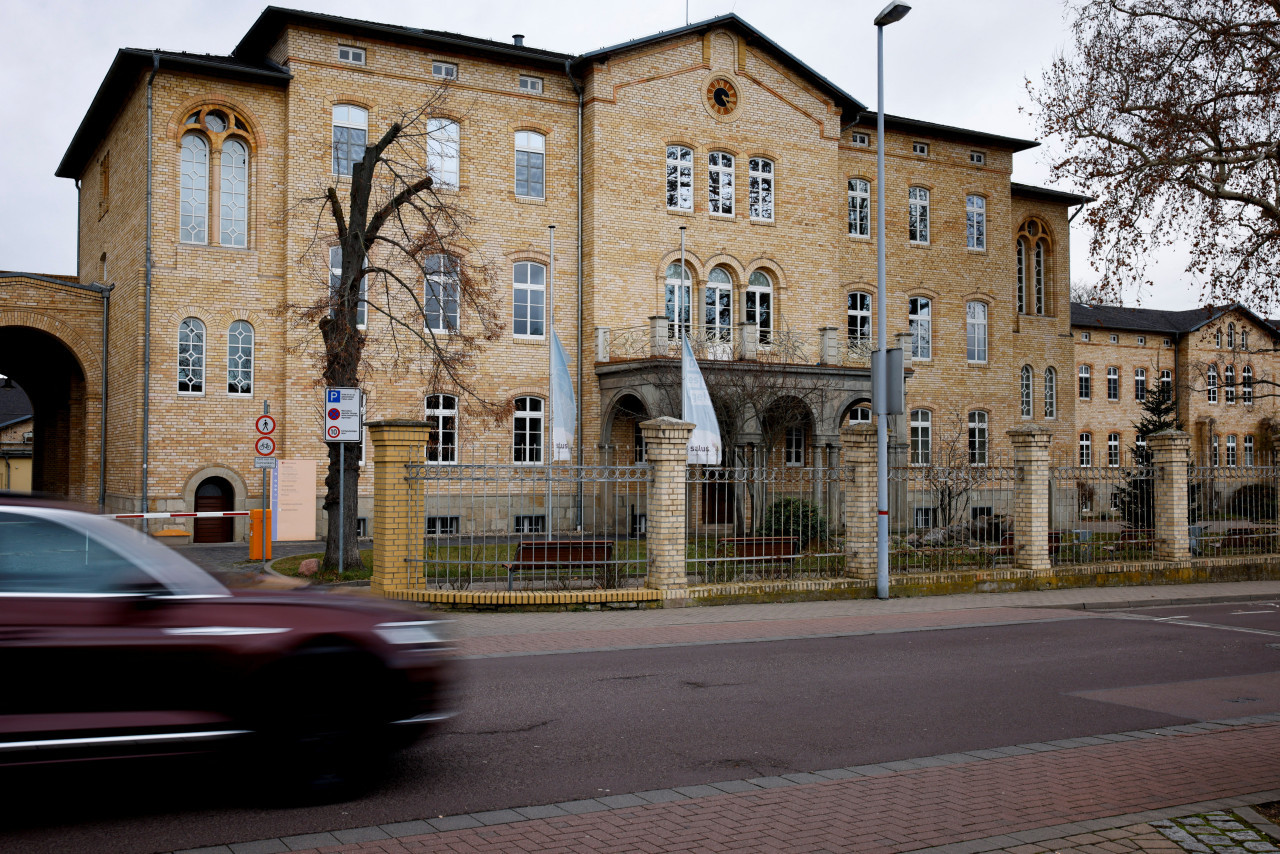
[[874, 1, 910, 600]]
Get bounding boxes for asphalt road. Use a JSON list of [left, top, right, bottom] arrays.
[[4, 603, 1280, 854]]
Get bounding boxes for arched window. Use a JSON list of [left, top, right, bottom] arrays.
[[513, 261, 547, 338], [1044, 367, 1057, 419], [848, 292, 872, 344], [1207, 364, 1219, 403], [513, 396, 544, 464], [1227, 323, 1236, 349], [910, 409, 931, 465], [848, 179, 870, 237], [1016, 220, 1051, 316], [1034, 241, 1046, 314], [515, 131, 545, 199], [908, 186, 929, 243], [1020, 365, 1033, 417], [427, 118, 460, 188], [706, 267, 733, 344], [1079, 432, 1092, 467], [332, 105, 368, 176], [1215, 330, 1223, 348], [749, 157, 774, 220], [219, 138, 248, 247], [1225, 365, 1236, 403], [966, 195, 985, 250], [424, 254, 459, 332], [1016, 239, 1026, 314], [180, 134, 209, 244], [666, 145, 693, 210], [966, 301, 987, 362], [1134, 368, 1147, 402], [1243, 365, 1254, 404], [227, 320, 253, 396], [849, 404, 872, 424], [909, 296, 931, 360], [664, 262, 693, 339], [425, 394, 458, 463], [1108, 433, 1121, 467], [709, 151, 734, 215], [1078, 365, 1091, 400], [1242, 330, 1250, 350], [746, 270, 773, 345], [178, 317, 205, 394], [968, 411, 988, 465]]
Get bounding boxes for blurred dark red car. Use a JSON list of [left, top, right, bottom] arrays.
[[0, 496, 457, 796]]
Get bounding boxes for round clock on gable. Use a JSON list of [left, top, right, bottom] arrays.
[[705, 77, 739, 116]]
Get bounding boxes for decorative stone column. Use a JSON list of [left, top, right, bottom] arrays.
[[368, 420, 430, 595], [1008, 425, 1053, 571], [841, 422, 877, 578], [649, 316, 669, 357], [1149, 429, 1192, 560], [738, 322, 759, 361], [819, 327, 840, 365], [640, 416, 694, 590]]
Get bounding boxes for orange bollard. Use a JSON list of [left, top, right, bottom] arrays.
[[249, 509, 273, 560]]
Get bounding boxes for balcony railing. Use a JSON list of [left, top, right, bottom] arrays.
[[596, 318, 897, 368]]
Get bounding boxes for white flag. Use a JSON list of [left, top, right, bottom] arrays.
[[681, 335, 722, 465], [550, 329, 576, 462]]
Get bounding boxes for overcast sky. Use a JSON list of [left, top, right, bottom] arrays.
[[0, 0, 1192, 309]]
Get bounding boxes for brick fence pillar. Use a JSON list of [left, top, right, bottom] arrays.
[[1149, 429, 1192, 561], [640, 416, 694, 590], [1008, 425, 1052, 571], [368, 419, 429, 595], [840, 422, 877, 578]]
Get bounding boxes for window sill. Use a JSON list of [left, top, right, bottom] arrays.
[[908, 241, 931, 249], [513, 336, 545, 345], [514, 195, 546, 205], [667, 207, 695, 217], [966, 247, 986, 254], [750, 218, 776, 226], [848, 233, 871, 241], [177, 392, 205, 398], [967, 360, 988, 367], [709, 212, 735, 220]]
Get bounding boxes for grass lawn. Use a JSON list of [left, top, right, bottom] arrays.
[[272, 549, 372, 584]]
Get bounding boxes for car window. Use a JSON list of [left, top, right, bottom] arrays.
[[0, 511, 162, 594]]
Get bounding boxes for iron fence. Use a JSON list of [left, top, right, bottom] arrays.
[[1189, 454, 1280, 557], [1048, 455, 1154, 565], [888, 451, 1018, 573], [599, 321, 871, 368], [403, 446, 649, 590], [684, 460, 849, 584]]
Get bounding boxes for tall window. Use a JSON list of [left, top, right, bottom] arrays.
[[425, 394, 458, 464], [180, 134, 208, 244], [1212, 434, 1220, 467], [1017, 221, 1050, 316], [1034, 242, 1045, 314], [332, 105, 368, 176], [513, 261, 546, 337], [746, 270, 773, 345], [1079, 432, 1092, 467], [1245, 435, 1255, 466], [908, 187, 930, 243], [664, 262, 693, 339], [910, 409, 931, 465], [219, 139, 248, 247], [1242, 330, 1250, 350], [848, 179, 870, 236], [666, 145, 693, 210], [1225, 365, 1236, 403], [1134, 368, 1147, 402], [513, 396, 544, 464], [968, 411, 988, 465], [329, 246, 368, 329], [784, 426, 805, 466], [708, 151, 734, 215], [748, 157, 774, 220], [1107, 366, 1119, 400], [1216, 330, 1223, 348], [1016, 239, 1026, 314], [966, 195, 985, 250], [1227, 434, 1238, 467], [1243, 366, 1254, 404], [848, 292, 872, 344], [1044, 367, 1057, 419], [1108, 433, 1120, 467], [909, 296, 931, 360], [1207, 364, 1218, 403], [1227, 323, 1236, 349], [178, 317, 205, 394], [424, 254, 459, 332], [427, 118, 460, 188], [1161, 369, 1173, 401], [706, 268, 733, 344], [515, 131, 545, 199], [1020, 365, 1033, 417], [227, 320, 253, 395], [966, 302, 987, 362], [1078, 365, 1091, 400]]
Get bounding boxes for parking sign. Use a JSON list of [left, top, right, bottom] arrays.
[[324, 387, 362, 442]]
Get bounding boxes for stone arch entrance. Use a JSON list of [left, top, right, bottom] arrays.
[[193, 476, 235, 542]]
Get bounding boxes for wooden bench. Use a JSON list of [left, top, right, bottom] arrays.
[[715, 536, 800, 575], [502, 539, 615, 591]]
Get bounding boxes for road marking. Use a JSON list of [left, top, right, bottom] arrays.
[[1233, 611, 1275, 615], [1105, 612, 1280, 638]]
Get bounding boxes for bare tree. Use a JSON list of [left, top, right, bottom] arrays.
[[1070, 279, 1123, 305], [284, 91, 504, 572], [1029, 0, 1280, 305]]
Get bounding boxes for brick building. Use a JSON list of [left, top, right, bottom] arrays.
[[2, 9, 1090, 538]]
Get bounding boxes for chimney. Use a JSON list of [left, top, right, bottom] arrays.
[[512, 34, 525, 47]]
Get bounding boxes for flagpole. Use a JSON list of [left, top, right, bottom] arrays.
[[679, 226, 687, 348], [547, 225, 555, 542]]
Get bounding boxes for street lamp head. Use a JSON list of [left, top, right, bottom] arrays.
[[874, 1, 911, 27]]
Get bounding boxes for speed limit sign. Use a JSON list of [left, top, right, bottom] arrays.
[[255, 436, 276, 456]]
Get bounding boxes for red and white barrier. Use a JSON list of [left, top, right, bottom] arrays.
[[103, 511, 253, 520]]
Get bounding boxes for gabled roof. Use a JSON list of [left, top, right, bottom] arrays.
[[1012, 182, 1092, 206], [1070, 302, 1280, 338], [0, 383, 33, 428], [850, 113, 1039, 154], [56, 49, 290, 179]]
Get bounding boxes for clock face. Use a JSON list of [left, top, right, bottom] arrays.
[[706, 77, 738, 115]]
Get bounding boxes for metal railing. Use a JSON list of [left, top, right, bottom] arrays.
[[404, 446, 649, 590], [889, 451, 1018, 573], [1049, 455, 1154, 565], [684, 460, 849, 584], [1189, 454, 1280, 557], [598, 321, 871, 368]]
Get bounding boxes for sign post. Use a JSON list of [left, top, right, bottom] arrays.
[[325, 388, 362, 575], [254, 404, 276, 571]]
